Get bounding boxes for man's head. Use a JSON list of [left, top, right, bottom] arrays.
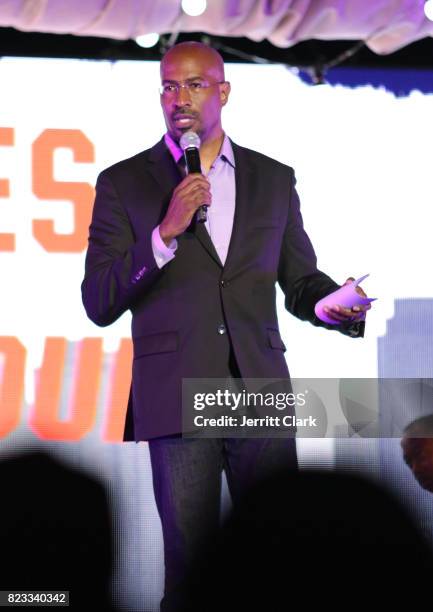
[[402, 414, 433, 492], [160, 41, 230, 143]]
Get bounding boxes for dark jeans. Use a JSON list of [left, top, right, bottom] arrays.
[[148, 346, 298, 610], [148, 435, 298, 611]]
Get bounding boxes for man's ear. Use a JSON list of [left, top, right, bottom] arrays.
[[221, 81, 231, 106]]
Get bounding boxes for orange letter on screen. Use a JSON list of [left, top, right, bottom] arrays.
[[101, 339, 132, 442], [30, 337, 102, 440], [0, 128, 15, 252], [32, 129, 94, 252], [0, 337, 26, 437]]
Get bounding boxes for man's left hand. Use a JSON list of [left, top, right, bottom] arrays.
[[324, 277, 371, 323]]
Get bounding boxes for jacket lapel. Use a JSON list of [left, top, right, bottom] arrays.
[[147, 137, 182, 198], [222, 140, 252, 275], [193, 219, 223, 267]]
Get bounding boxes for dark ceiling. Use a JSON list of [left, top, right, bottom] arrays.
[[1, 26, 433, 72]]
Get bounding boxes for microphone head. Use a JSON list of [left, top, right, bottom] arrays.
[[179, 131, 201, 151]]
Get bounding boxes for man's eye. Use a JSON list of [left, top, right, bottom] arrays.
[[164, 84, 177, 93], [189, 82, 203, 90]]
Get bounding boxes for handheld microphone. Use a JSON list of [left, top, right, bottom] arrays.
[[179, 131, 207, 223]]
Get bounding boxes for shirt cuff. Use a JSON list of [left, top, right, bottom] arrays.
[[152, 225, 178, 269]]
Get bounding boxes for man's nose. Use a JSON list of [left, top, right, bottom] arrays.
[[174, 85, 192, 106]]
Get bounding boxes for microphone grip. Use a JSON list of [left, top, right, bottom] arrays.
[[184, 147, 208, 224], [196, 205, 208, 223]]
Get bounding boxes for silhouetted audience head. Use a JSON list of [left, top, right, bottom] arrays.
[[183, 469, 433, 610], [0, 450, 117, 610], [402, 414, 433, 492]]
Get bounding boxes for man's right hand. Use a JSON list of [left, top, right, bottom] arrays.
[[160, 174, 212, 246]]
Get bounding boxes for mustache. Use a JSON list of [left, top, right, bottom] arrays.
[[172, 110, 198, 120]]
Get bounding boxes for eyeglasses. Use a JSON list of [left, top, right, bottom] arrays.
[[159, 80, 226, 97]]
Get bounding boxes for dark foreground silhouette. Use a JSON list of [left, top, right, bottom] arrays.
[[180, 469, 433, 611], [0, 450, 118, 611]]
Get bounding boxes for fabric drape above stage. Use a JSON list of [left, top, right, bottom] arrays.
[[0, 0, 432, 55]]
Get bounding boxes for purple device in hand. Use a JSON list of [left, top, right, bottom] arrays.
[[314, 274, 376, 325]]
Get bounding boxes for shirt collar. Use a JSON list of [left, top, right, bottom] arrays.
[[164, 132, 236, 169]]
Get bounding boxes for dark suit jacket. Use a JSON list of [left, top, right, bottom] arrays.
[[81, 137, 363, 440]]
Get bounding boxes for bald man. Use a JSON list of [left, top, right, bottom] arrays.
[[82, 42, 369, 611]]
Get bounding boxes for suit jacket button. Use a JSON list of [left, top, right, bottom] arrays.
[[217, 324, 226, 335]]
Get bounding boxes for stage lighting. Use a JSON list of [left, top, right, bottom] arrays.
[[135, 33, 160, 48], [181, 0, 207, 17], [424, 0, 433, 20]]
